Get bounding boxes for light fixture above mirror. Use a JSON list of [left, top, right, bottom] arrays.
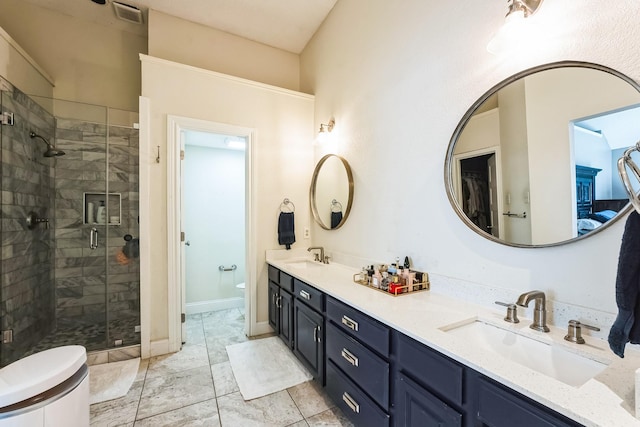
[[319, 118, 335, 134], [487, 0, 544, 54]]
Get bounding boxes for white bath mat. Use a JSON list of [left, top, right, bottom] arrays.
[[226, 336, 312, 400], [89, 358, 140, 404]]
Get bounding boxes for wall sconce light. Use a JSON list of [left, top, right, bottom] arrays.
[[487, 0, 544, 54], [316, 118, 335, 143], [319, 118, 335, 134]]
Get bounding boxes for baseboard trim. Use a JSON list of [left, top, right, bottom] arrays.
[[149, 339, 170, 357], [252, 320, 274, 337], [186, 297, 244, 315]]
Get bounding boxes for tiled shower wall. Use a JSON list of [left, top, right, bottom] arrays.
[[0, 82, 56, 366], [54, 118, 140, 348], [0, 78, 140, 366]]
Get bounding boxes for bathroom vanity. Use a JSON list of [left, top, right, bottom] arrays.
[[266, 253, 640, 427]]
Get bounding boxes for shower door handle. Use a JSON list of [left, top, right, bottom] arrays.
[[90, 227, 98, 250]]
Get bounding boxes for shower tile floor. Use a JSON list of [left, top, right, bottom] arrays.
[[26, 317, 140, 356], [90, 308, 353, 426]]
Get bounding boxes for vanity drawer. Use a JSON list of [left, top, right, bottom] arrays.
[[326, 297, 390, 357], [293, 279, 324, 312], [326, 322, 389, 410], [268, 265, 279, 283], [280, 272, 293, 293], [325, 360, 390, 427], [394, 331, 463, 407]]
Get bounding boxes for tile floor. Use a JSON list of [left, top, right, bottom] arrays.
[[90, 308, 353, 426]]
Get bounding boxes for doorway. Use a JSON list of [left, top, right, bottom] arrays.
[[454, 149, 503, 239], [166, 116, 255, 353], [183, 131, 246, 318]]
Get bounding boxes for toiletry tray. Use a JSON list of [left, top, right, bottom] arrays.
[[352, 271, 430, 296]]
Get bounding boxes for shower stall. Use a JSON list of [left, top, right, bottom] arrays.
[[0, 83, 140, 367]]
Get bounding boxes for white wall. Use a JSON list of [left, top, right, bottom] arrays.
[[300, 1, 640, 313], [184, 144, 245, 303], [574, 129, 613, 200], [148, 10, 301, 92], [141, 55, 314, 342]]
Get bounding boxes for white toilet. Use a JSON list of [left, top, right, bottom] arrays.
[[0, 345, 89, 427]]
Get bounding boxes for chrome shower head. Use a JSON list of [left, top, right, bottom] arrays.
[[29, 131, 65, 157]]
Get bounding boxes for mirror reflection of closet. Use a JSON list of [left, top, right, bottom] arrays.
[[445, 61, 640, 247], [310, 154, 354, 230]]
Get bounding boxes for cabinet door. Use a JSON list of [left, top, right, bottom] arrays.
[[279, 289, 294, 349], [293, 299, 324, 381], [394, 372, 462, 427], [475, 376, 581, 427], [268, 281, 279, 333]]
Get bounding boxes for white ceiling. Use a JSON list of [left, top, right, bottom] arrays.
[[20, 0, 337, 53]]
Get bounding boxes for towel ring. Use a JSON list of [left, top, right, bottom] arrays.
[[331, 199, 343, 212], [280, 198, 295, 213], [617, 142, 640, 215]]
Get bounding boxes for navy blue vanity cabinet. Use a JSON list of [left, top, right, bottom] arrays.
[[293, 278, 325, 383], [267, 266, 294, 348], [325, 296, 391, 426], [472, 373, 583, 427], [393, 331, 465, 426]]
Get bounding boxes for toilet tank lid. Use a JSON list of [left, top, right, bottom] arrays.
[[0, 345, 86, 408]]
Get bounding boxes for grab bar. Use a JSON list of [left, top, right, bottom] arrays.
[[219, 264, 237, 272], [89, 227, 98, 250], [618, 142, 640, 214]]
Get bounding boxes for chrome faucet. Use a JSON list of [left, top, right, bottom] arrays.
[[516, 290, 550, 332], [307, 247, 325, 263]]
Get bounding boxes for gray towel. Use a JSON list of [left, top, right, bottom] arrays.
[[608, 211, 640, 357], [278, 212, 295, 250]]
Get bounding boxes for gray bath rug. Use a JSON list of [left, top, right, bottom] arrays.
[[89, 358, 140, 404], [227, 336, 312, 400]]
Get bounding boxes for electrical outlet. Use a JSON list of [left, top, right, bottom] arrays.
[[135, 325, 141, 333], [304, 227, 310, 239], [114, 339, 123, 347]]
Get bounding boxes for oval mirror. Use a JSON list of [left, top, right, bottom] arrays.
[[445, 61, 640, 247], [310, 154, 354, 230]]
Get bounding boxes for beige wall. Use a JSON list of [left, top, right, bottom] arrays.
[[141, 55, 313, 343], [300, 0, 640, 313], [148, 10, 301, 92], [0, 0, 146, 111], [0, 27, 53, 97]]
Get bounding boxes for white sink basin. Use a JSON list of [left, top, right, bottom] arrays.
[[443, 320, 609, 387], [285, 260, 325, 269]]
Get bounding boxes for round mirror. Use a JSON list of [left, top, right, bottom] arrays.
[[445, 61, 640, 247], [310, 154, 354, 230]]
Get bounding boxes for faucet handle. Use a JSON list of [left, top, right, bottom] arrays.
[[564, 320, 600, 344], [495, 301, 519, 323]]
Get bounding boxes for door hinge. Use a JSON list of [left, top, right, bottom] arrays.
[[2, 329, 13, 343], [180, 231, 185, 242], [181, 313, 186, 323], [180, 150, 185, 160], [1, 112, 14, 126]]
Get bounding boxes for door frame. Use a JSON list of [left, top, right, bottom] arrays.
[[166, 115, 256, 352], [452, 146, 504, 239]]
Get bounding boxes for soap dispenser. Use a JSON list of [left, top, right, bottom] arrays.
[[96, 201, 106, 224]]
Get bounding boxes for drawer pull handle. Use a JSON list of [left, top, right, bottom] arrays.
[[341, 348, 359, 367], [342, 392, 360, 414], [313, 325, 322, 342], [299, 290, 311, 300], [341, 315, 359, 332]]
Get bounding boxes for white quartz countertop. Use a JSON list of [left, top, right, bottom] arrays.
[[266, 254, 640, 427]]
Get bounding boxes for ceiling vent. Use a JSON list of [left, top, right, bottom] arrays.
[[112, 2, 143, 24]]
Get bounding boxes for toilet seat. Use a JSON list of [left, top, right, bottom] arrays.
[[0, 345, 86, 408]]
